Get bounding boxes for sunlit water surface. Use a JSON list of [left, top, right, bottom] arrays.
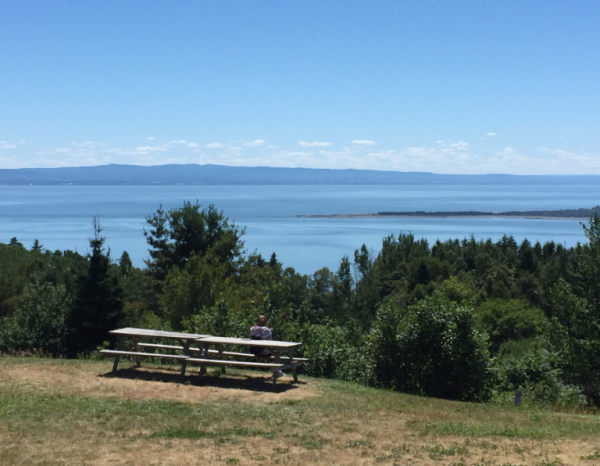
[[1, 185, 598, 274]]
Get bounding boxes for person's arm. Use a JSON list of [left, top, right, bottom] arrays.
[[261, 327, 273, 340]]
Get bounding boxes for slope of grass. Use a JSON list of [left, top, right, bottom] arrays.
[[1, 356, 599, 465]]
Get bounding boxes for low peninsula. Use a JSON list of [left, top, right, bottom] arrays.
[[299, 206, 600, 220]]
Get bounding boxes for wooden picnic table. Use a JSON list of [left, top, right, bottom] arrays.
[[103, 327, 208, 376], [191, 336, 304, 383], [100, 328, 307, 385]]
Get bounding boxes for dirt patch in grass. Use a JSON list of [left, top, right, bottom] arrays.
[[0, 361, 319, 404]]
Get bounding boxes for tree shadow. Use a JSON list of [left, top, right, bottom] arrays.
[[100, 365, 303, 393]]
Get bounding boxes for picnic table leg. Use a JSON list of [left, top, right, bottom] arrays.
[[198, 342, 207, 377], [132, 337, 142, 368], [288, 349, 298, 383], [112, 336, 124, 372], [180, 341, 190, 378], [217, 344, 226, 374], [272, 348, 281, 385]]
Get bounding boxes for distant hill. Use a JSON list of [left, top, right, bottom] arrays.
[[1, 164, 600, 185]]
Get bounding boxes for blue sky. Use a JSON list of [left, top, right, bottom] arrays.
[[1, 1, 599, 174]]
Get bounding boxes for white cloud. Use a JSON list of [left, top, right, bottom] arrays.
[[134, 145, 169, 153], [0, 139, 24, 150], [4, 136, 600, 174], [487, 132, 497, 136], [298, 141, 332, 147], [351, 139, 376, 145], [243, 139, 265, 147]]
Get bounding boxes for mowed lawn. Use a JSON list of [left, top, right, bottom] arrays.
[[1, 357, 600, 465]]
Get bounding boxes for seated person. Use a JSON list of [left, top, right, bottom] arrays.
[[250, 315, 284, 378], [249, 315, 273, 357]]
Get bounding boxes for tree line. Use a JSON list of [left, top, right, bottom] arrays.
[[1, 201, 599, 407]]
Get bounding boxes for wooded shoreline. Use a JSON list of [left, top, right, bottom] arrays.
[[299, 206, 600, 219]]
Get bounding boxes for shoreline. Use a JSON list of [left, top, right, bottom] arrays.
[[298, 214, 589, 220]]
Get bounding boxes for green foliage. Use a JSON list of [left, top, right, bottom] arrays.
[[301, 323, 372, 384], [367, 298, 492, 401], [547, 280, 600, 405], [159, 254, 237, 330], [67, 218, 124, 356], [185, 300, 249, 338], [144, 202, 245, 285], [0, 241, 39, 318], [0, 282, 71, 356], [475, 299, 546, 354]]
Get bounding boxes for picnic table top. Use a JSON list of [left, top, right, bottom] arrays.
[[108, 328, 303, 349], [195, 335, 302, 349], [109, 327, 207, 340]]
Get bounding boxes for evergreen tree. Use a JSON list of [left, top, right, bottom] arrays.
[[144, 202, 245, 286], [67, 217, 124, 356]]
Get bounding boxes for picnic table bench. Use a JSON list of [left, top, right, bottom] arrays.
[[100, 327, 307, 385], [100, 328, 207, 377], [190, 335, 304, 383]]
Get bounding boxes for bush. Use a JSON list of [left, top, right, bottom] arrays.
[[475, 299, 546, 354], [302, 323, 372, 384], [184, 300, 250, 338], [0, 282, 71, 357], [367, 298, 492, 401]]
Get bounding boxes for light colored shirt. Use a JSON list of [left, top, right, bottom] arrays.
[[250, 326, 272, 340], [249, 326, 272, 356]]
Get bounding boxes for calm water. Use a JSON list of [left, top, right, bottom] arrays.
[[0, 185, 598, 274]]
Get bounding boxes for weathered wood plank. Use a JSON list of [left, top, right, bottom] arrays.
[[195, 336, 302, 348], [100, 350, 189, 360], [109, 327, 206, 340], [137, 343, 256, 358], [187, 358, 285, 369]]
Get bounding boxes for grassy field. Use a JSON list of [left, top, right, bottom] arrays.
[[1, 357, 600, 465]]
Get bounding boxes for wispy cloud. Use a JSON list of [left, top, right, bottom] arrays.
[[486, 132, 497, 136], [298, 141, 332, 147], [243, 139, 265, 147], [0, 139, 25, 150], [3, 136, 600, 175], [133, 145, 170, 154], [351, 139, 376, 145]]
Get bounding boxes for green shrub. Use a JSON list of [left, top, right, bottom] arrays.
[[0, 282, 71, 357], [367, 298, 492, 401]]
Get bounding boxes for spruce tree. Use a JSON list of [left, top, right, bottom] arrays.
[[67, 217, 124, 356]]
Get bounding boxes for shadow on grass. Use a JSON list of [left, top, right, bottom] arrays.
[[100, 366, 303, 393]]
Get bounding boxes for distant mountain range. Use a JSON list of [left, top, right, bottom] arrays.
[[1, 164, 600, 185]]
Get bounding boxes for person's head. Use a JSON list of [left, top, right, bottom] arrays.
[[256, 315, 268, 327]]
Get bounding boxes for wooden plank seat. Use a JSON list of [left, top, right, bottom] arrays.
[[100, 350, 190, 360], [136, 342, 309, 362], [188, 358, 285, 368], [278, 356, 309, 362], [187, 357, 302, 385], [137, 342, 255, 358]]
